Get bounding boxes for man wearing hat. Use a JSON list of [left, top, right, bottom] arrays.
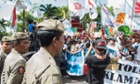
[[22, 19, 64, 84], [85, 39, 110, 84], [0, 36, 12, 82], [1, 32, 30, 84]]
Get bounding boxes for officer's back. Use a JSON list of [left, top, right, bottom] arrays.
[[22, 19, 64, 84]]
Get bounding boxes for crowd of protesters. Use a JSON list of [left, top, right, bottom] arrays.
[[0, 17, 140, 84], [62, 30, 140, 61]]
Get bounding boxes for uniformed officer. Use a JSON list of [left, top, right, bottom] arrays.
[[1, 32, 30, 84], [0, 36, 12, 82], [22, 19, 64, 84]]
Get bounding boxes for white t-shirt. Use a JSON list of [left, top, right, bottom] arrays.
[[116, 36, 121, 44], [115, 42, 122, 50], [63, 44, 67, 50], [134, 43, 140, 61], [106, 43, 121, 58], [132, 42, 139, 50]]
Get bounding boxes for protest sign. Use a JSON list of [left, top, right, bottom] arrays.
[[116, 12, 126, 24], [106, 58, 118, 70], [104, 59, 140, 84], [66, 50, 85, 76]]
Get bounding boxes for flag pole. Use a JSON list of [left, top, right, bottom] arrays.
[[67, 0, 71, 20], [130, 0, 135, 31]]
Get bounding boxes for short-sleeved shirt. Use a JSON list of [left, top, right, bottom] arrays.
[[1, 49, 26, 84], [0, 49, 7, 80], [85, 55, 110, 84], [106, 44, 121, 58], [28, 24, 34, 33], [22, 47, 62, 84]]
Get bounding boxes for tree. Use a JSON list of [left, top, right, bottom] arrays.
[[104, 4, 115, 16], [17, 10, 34, 32], [0, 31, 9, 40], [80, 5, 116, 30], [0, 19, 10, 31], [39, 4, 58, 18], [56, 6, 69, 19]]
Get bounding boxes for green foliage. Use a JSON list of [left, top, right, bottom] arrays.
[[80, 5, 116, 30], [104, 4, 115, 16], [0, 31, 9, 40], [56, 6, 69, 19], [0, 19, 10, 31], [118, 25, 134, 36], [17, 10, 35, 32], [16, 22, 23, 32], [15, 3, 117, 32], [39, 4, 69, 19], [39, 4, 58, 18], [80, 6, 101, 30]]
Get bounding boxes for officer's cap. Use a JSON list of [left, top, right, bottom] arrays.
[[11, 32, 29, 41], [38, 19, 64, 31], [2, 36, 12, 42]]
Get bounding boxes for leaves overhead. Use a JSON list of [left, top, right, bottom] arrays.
[[39, 4, 58, 18]]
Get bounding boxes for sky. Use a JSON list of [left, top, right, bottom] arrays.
[[0, 0, 126, 20], [29, 0, 125, 8]]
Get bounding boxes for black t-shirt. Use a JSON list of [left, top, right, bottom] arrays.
[[85, 55, 110, 84]]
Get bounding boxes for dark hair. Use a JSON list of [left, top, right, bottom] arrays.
[[14, 39, 28, 45], [1, 41, 11, 44], [86, 42, 90, 48], [96, 48, 107, 56], [34, 21, 37, 25], [28, 19, 34, 24], [11, 39, 24, 48], [37, 30, 64, 47]]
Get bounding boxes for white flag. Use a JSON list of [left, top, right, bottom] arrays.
[[85, 0, 98, 19], [122, 0, 140, 30], [37, 5, 42, 18], [68, 0, 86, 19], [121, 0, 133, 26], [100, 2, 114, 27]]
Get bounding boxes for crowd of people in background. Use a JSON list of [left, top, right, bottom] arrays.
[[0, 17, 140, 84], [62, 30, 140, 62]]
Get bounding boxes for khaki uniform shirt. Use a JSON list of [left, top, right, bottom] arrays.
[[22, 47, 62, 84], [1, 49, 26, 84], [0, 49, 7, 82]]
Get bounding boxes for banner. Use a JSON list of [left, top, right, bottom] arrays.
[[108, 27, 114, 36], [89, 21, 96, 33], [122, 0, 140, 30], [11, 6, 16, 27], [63, 19, 71, 28], [37, 5, 42, 18], [100, 2, 114, 27], [133, 0, 140, 30], [68, 0, 86, 19], [116, 12, 126, 24], [134, 1, 140, 14], [85, 0, 98, 19], [104, 59, 140, 84], [64, 28, 75, 36], [106, 58, 118, 70], [66, 50, 85, 76]]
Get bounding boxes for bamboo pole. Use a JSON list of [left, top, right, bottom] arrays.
[[130, 0, 135, 31], [22, 9, 25, 32]]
